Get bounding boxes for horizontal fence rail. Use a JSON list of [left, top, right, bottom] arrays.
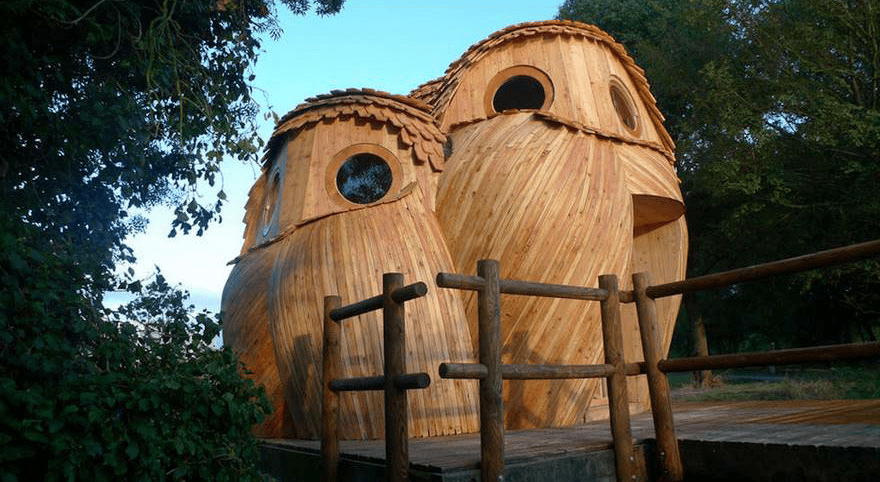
[[437, 272, 608, 301], [329, 281, 427, 321], [645, 239, 880, 300], [654, 341, 880, 373], [328, 373, 431, 392], [440, 362, 645, 380]]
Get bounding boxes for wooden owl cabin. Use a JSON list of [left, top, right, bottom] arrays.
[[221, 90, 479, 440], [411, 20, 687, 429], [222, 20, 687, 440]]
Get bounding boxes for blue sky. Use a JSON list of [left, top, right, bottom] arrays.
[[114, 1, 562, 313]]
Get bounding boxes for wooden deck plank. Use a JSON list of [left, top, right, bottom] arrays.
[[265, 399, 880, 476]]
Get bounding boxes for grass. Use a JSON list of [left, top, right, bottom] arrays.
[[668, 362, 880, 402]]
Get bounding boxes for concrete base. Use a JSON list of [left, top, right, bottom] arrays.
[[259, 439, 880, 482], [259, 401, 880, 481], [260, 442, 654, 482], [680, 440, 880, 482]]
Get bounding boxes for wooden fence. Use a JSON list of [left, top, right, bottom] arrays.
[[318, 239, 880, 482], [321, 273, 431, 482], [437, 239, 880, 482]]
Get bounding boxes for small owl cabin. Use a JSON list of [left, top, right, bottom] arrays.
[[221, 20, 687, 440]]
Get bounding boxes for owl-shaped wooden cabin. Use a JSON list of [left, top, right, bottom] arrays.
[[223, 20, 687, 439], [412, 20, 687, 428], [222, 90, 478, 439]]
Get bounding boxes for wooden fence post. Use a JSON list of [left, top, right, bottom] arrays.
[[599, 275, 637, 482], [477, 260, 504, 482], [632, 272, 683, 482], [322, 295, 342, 482], [383, 273, 408, 482]]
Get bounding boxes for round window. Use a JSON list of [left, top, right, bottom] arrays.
[[336, 153, 393, 204], [484, 65, 554, 116], [493, 75, 545, 112], [610, 81, 639, 133]]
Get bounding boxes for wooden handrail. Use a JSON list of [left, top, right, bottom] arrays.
[[329, 373, 431, 392], [655, 341, 880, 373], [329, 281, 427, 321], [437, 272, 608, 301], [646, 239, 880, 299], [431, 240, 880, 482], [440, 362, 623, 379]]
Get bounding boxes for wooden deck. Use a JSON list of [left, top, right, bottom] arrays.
[[660, 399, 880, 446], [261, 399, 880, 481]]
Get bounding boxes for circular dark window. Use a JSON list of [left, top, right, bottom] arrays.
[[336, 153, 393, 204], [492, 75, 546, 112]]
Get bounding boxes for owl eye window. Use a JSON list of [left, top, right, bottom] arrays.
[[485, 65, 554, 115], [493, 76, 545, 112], [336, 153, 393, 204], [261, 171, 280, 237], [610, 79, 640, 133]]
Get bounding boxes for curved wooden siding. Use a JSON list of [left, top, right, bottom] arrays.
[[225, 91, 476, 440], [436, 112, 635, 428], [412, 20, 675, 158], [221, 248, 292, 437], [268, 186, 478, 439], [239, 167, 267, 255], [438, 36, 664, 152], [617, 144, 681, 202]]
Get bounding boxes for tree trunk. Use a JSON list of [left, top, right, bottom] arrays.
[[684, 293, 712, 386]]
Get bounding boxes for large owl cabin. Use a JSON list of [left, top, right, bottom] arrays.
[[222, 20, 687, 441]]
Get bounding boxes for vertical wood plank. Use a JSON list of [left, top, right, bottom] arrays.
[[599, 274, 637, 482], [477, 259, 504, 482], [383, 273, 408, 482], [632, 272, 683, 482], [321, 295, 341, 482]]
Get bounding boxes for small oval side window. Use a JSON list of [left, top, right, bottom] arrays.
[[262, 172, 280, 236], [610, 81, 639, 133]]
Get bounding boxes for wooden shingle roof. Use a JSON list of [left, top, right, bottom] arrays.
[[410, 20, 675, 157], [267, 88, 447, 171]]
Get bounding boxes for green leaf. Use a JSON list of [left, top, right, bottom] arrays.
[[126, 441, 139, 459]]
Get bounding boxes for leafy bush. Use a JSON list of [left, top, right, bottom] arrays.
[[831, 363, 880, 399], [0, 221, 270, 481]]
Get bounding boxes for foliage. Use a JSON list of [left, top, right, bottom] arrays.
[[830, 362, 880, 398], [560, 0, 880, 351], [670, 362, 880, 401], [1, 220, 271, 480], [0, 0, 343, 479]]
